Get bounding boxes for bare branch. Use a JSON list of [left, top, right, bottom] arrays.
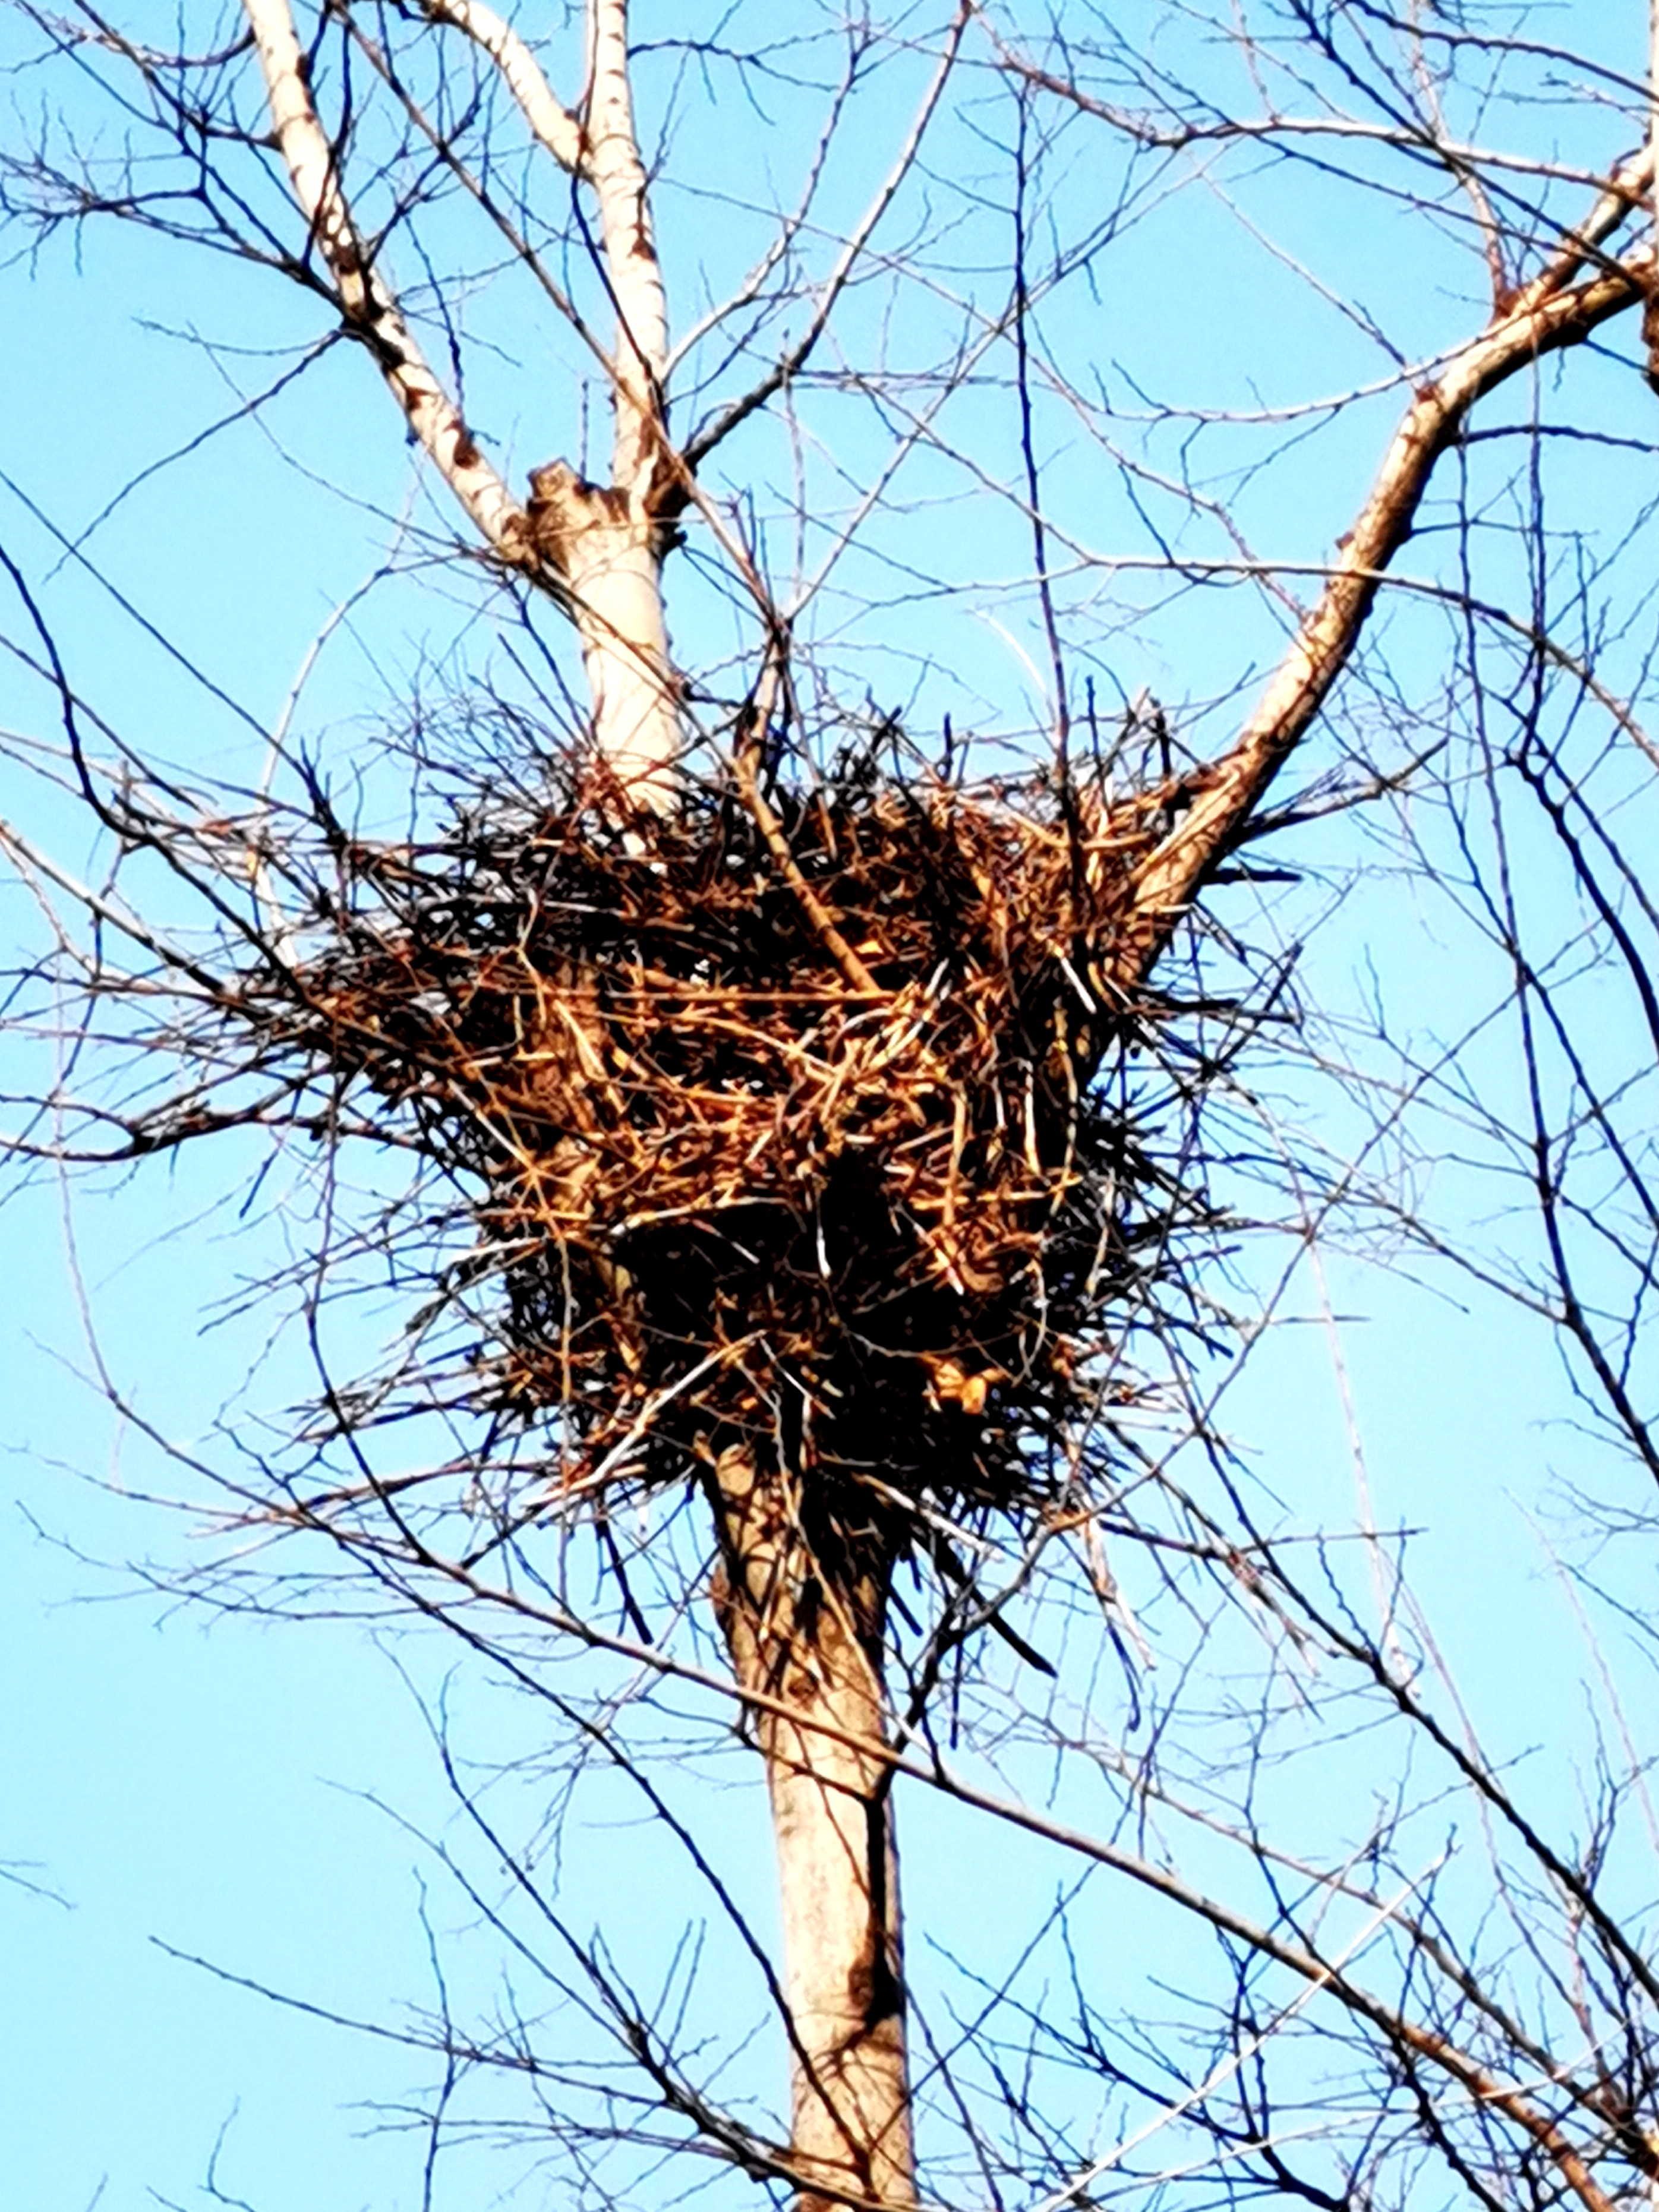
[[242, 0, 533, 563], [583, 0, 669, 498], [683, 4, 972, 472], [417, 0, 588, 179], [1118, 204, 1653, 979]]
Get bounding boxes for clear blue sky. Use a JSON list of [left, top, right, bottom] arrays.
[[2, 5, 1656, 2207]]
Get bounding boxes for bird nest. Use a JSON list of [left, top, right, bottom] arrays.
[[271, 753, 1221, 1541]]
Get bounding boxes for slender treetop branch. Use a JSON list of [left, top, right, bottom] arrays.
[[582, 0, 672, 506], [1116, 191, 1654, 984], [418, 0, 589, 179]]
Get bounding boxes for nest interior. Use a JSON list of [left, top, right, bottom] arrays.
[[286, 756, 1212, 1563]]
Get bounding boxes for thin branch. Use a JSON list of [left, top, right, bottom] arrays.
[[682, 3, 971, 471], [1118, 217, 1652, 979]]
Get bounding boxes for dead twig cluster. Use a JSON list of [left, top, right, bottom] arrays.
[[249, 745, 1238, 1554]]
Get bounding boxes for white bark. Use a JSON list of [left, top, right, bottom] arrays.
[[712, 1449, 916, 2212], [418, 0, 588, 177], [526, 461, 680, 809], [584, 0, 671, 498], [243, 0, 532, 563], [243, 0, 683, 806], [522, 3, 685, 803]]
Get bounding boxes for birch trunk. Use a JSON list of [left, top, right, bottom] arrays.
[[711, 1447, 916, 2212], [525, 462, 680, 812], [245, 0, 683, 806]]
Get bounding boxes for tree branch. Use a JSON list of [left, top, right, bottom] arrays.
[[242, 0, 534, 564], [417, 0, 588, 179], [583, 0, 670, 499], [682, 3, 971, 473], [1116, 201, 1653, 983]]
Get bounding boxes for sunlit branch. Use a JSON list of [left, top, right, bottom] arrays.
[[1118, 209, 1653, 979], [242, 0, 534, 564], [417, 0, 588, 179]]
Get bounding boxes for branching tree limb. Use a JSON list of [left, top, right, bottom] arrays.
[[7, 9, 1659, 2212]]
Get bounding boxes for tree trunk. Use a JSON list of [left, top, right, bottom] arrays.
[[525, 463, 680, 809], [710, 1446, 916, 2212]]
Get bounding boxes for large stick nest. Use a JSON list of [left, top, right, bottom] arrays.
[[271, 752, 1228, 1539]]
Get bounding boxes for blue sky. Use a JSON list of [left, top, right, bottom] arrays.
[[4, 5, 1659, 2207]]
